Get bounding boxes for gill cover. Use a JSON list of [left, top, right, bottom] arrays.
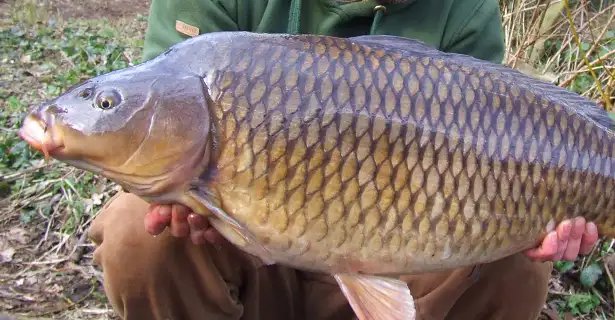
[[27, 64, 212, 196]]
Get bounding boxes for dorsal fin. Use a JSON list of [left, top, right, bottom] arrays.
[[535, 82, 615, 131], [587, 105, 615, 130], [349, 34, 441, 56]]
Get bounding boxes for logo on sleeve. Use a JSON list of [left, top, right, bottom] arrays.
[[175, 20, 200, 37]]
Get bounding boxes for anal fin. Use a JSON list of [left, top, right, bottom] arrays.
[[334, 274, 416, 320]]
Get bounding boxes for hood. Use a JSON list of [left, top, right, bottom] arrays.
[[375, 0, 412, 3], [289, 0, 417, 35]]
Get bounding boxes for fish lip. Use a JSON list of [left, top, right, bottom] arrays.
[[18, 115, 65, 161]]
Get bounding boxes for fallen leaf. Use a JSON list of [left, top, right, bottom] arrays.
[[91, 193, 103, 206], [0, 247, 15, 263], [8, 228, 31, 245], [25, 276, 38, 286], [46, 283, 63, 294], [580, 263, 603, 288], [20, 54, 31, 64], [0, 237, 15, 263]]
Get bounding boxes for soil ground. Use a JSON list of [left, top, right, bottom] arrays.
[[39, 0, 148, 19]]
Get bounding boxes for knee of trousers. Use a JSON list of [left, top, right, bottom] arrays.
[[474, 254, 553, 317], [442, 254, 553, 320], [494, 256, 553, 318], [88, 192, 246, 319], [89, 192, 175, 294]]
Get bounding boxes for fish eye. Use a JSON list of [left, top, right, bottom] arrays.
[[95, 90, 121, 110]]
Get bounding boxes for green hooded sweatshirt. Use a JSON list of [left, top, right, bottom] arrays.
[[141, 0, 505, 64]]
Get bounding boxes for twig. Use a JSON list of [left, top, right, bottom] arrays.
[[24, 258, 68, 266], [541, 9, 580, 71], [80, 308, 114, 315], [541, 2, 615, 72], [501, 0, 564, 18], [603, 259, 615, 315], [582, 238, 604, 271], [21, 278, 98, 318], [560, 50, 615, 86], [563, 0, 612, 109], [523, 0, 549, 66], [36, 197, 62, 250], [578, 4, 615, 74], [69, 230, 89, 263], [591, 287, 613, 313], [0, 163, 54, 183]]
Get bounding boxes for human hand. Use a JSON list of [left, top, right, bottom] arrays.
[[524, 217, 599, 262], [144, 203, 224, 245], [146, 204, 601, 258]]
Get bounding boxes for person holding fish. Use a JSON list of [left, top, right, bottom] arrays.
[[20, 0, 604, 319]]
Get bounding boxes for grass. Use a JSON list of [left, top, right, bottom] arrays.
[[0, 0, 614, 319]]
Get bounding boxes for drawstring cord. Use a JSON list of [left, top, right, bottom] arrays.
[[370, 5, 386, 34], [288, 0, 302, 34], [288, 0, 387, 35]]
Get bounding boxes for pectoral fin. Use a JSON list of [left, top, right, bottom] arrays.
[[334, 274, 416, 320], [188, 186, 276, 266]]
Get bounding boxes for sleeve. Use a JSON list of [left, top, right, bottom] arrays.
[[142, 0, 240, 61], [441, 0, 506, 64]]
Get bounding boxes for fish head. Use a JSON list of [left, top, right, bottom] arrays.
[[19, 63, 213, 198]]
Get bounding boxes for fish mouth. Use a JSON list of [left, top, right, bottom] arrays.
[[18, 114, 65, 162]]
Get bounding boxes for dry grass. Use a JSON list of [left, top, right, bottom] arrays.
[[500, 0, 614, 109], [0, 0, 614, 319]]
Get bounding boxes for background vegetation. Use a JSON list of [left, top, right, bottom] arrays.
[[0, 0, 613, 318]]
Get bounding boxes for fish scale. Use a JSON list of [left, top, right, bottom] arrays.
[[180, 33, 614, 276], [18, 31, 615, 319]]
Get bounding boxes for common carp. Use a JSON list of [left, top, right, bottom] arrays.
[[18, 31, 615, 320]]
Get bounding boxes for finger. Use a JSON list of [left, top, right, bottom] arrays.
[[562, 218, 585, 261], [144, 204, 171, 235], [170, 204, 190, 237], [204, 228, 225, 244], [524, 232, 559, 262], [187, 213, 209, 231], [189, 229, 208, 245], [188, 213, 225, 244], [158, 204, 172, 219], [187, 213, 208, 245], [580, 222, 599, 255], [552, 219, 573, 261]]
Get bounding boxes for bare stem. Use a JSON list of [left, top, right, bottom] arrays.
[[563, 0, 612, 109]]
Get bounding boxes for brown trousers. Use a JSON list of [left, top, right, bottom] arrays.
[[89, 192, 553, 320]]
